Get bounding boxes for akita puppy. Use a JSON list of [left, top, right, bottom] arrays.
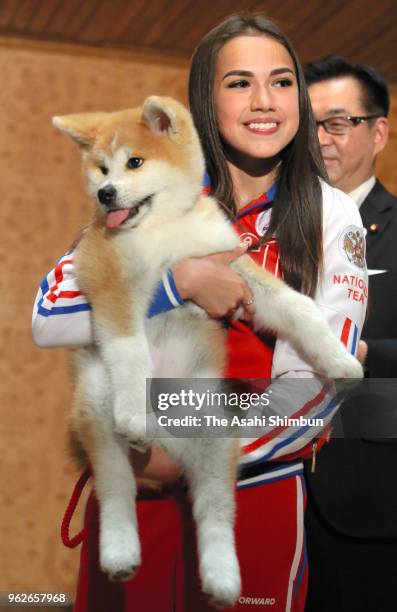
[[53, 96, 362, 608]]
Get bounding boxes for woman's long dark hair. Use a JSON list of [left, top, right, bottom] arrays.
[[188, 14, 327, 296]]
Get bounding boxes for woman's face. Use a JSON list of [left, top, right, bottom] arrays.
[[213, 35, 299, 171]]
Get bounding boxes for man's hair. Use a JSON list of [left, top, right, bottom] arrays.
[[305, 55, 390, 117]]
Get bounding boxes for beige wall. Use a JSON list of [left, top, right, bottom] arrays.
[[0, 43, 188, 600], [0, 41, 396, 601]]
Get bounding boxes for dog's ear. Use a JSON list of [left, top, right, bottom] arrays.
[[52, 113, 105, 148], [142, 96, 188, 140]]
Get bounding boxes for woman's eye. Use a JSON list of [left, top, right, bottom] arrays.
[[100, 166, 109, 175], [228, 80, 250, 88], [127, 157, 144, 169], [274, 78, 293, 88]]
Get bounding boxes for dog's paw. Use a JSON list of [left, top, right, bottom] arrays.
[[100, 528, 141, 582], [203, 573, 241, 609], [108, 565, 139, 583], [128, 438, 150, 453], [114, 412, 148, 446], [200, 548, 241, 609], [326, 352, 364, 380]]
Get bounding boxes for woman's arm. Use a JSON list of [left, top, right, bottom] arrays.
[[32, 248, 253, 348], [239, 184, 368, 467], [32, 254, 187, 347], [32, 254, 93, 347], [131, 445, 183, 487]]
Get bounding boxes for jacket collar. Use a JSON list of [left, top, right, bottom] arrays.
[[203, 172, 277, 219]]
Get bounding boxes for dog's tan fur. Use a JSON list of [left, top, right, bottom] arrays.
[[76, 222, 136, 335]]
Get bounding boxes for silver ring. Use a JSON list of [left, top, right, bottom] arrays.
[[243, 297, 254, 306]]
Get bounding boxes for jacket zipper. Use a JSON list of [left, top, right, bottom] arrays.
[[311, 441, 318, 473]]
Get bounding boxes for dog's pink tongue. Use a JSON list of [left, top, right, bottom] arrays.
[[106, 209, 130, 229]]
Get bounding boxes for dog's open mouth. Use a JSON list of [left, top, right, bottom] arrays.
[[106, 195, 153, 229]]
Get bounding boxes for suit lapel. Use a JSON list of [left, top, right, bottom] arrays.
[[360, 181, 394, 252]]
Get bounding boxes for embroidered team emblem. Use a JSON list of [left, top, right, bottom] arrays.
[[255, 208, 271, 236], [339, 226, 365, 269]]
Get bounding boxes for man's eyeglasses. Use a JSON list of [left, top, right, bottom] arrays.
[[316, 115, 381, 135]]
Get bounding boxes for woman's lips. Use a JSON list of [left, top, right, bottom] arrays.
[[245, 121, 279, 135]]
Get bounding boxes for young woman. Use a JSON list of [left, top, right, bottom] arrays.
[[32, 14, 367, 612]]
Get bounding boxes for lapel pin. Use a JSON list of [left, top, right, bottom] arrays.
[[369, 223, 379, 234]]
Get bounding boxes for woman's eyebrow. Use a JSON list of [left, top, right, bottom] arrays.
[[222, 70, 253, 80], [270, 67, 295, 76], [222, 67, 295, 81]]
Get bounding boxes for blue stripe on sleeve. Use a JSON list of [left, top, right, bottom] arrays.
[[40, 276, 49, 296], [166, 271, 184, 305], [37, 296, 92, 317], [351, 325, 358, 355], [147, 271, 184, 318], [37, 269, 184, 319], [37, 273, 91, 317], [243, 395, 339, 467]]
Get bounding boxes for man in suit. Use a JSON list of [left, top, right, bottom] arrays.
[[304, 56, 397, 611]]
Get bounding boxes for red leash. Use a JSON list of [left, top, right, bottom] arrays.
[[61, 469, 91, 548]]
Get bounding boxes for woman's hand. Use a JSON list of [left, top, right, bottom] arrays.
[[357, 340, 368, 364], [173, 246, 255, 321], [131, 445, 183, 489]]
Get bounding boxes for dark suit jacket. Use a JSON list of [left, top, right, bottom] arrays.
[[305, 180, 397, 540], [361, 181, 397, 374]]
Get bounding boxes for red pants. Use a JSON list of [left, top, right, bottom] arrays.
[[74, 475, 307, 612]]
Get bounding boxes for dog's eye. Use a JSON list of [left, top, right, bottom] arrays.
[[127, 157, 144, 169], [100, 166, 109, 175]]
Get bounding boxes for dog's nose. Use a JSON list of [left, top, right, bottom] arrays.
[[98, 185, 117, 206]]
